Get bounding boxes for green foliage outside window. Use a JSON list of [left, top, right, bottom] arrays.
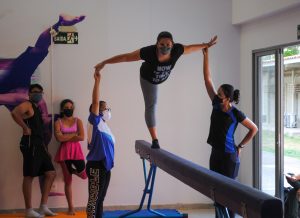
[[284, 46, 299, 57]]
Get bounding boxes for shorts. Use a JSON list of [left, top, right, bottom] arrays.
[[20, 143, 55, 177], [65, 159, 86, 174]]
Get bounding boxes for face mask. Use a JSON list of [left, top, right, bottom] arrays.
[[215, 95, 226, 105], [216, 96, 223, 103], [159, 46, 172, 55], [30, 93, 43, 103], [102, 110, 111, 121], [63, 109, 73, 117]]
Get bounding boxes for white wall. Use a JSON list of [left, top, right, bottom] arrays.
[[239, 4, 300, 186], [0, 0, 240, 210], [232, 0, 300, 25]]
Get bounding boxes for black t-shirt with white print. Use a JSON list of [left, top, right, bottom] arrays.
[[139, 43, 184, 84]]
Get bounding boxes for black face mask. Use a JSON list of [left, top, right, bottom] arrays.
[[214, 95, 222, 104], [63, 109, 73, 117]]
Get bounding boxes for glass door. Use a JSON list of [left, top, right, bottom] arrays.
[[253, 50, 284, 198], [283, 44, 300, 185]]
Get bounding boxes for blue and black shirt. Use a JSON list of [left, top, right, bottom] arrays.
[[207, 95, 246, 153], [86, 112, 115, 171]]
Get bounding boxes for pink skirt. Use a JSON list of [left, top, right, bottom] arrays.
[[55, 141, 85, 162]]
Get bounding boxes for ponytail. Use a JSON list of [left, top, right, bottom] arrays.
[[220, 84, 240, 104], [233, 89, 240, 104]]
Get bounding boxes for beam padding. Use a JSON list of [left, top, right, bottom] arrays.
[[135, 140, 282, 218]]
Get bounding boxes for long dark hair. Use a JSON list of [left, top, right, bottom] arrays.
[[60, 99, 74, 118], [220, 84, 240, 104]]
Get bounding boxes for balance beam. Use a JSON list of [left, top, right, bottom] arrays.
[[135, 140, 283, 218]]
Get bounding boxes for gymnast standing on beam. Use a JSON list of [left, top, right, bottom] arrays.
[[202, 42, 258, 218], [95, 32, 217, 149]]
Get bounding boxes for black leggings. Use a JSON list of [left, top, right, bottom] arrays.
[[86, 161, 111, 218], [210, 148, 240, 218]]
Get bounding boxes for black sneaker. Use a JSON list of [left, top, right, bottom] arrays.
[[151, 139, 160, 149]]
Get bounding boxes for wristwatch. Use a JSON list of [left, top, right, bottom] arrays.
[[237, 144, 244, 148]]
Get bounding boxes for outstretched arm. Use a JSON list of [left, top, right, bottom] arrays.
[[202, 48, 217, 101], [94, 49, 141, 71], [184, 35, 217, 55], [91, 70, 101, 115]]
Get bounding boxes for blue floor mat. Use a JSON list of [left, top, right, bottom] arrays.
[[104, 209, 186, 217]]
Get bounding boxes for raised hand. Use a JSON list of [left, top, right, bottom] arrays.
[[94, 69, 101, 81], [207, 35, 218, 48], [94, 62, 105, 72], [202, 47, 208, 55]]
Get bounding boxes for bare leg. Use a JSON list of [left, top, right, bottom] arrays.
[[38, 171, 57, 216], [40, 171, 56, 205], [65, 183, 75, 215], [23, 177, 44, 217], [23, 177, 34, 209], [61, 162, 75, 215], [148, 127, 158, 141]]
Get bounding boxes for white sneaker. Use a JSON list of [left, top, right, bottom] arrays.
[[38, 205, 57, 216], [25, 208, 44, 218]]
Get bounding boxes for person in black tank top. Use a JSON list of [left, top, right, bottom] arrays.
[[202, 45, 258, 218], [94, 32, 217, 149], [11, 84, 57, 218], [20, 101, 44, 147]]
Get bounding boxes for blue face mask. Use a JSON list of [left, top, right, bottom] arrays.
[[30, 93, 43, 103], [159, 46, 172, 55]]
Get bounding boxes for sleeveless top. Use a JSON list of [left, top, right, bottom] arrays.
[[20, 101, 44, 146], [59, 118, 77, 134], [55, 118, 85, 162]]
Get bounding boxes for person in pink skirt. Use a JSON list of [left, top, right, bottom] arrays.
[[54, 99, 87, 215]]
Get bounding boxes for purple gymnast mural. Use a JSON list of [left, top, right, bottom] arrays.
[[0, 14, 85, 144], [0, 14, 85, 196], [0, 14, 85, 111]]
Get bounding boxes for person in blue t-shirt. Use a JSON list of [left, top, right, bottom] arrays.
[[95, 32, 217, 149], [202, 45, 258, 218], [86, 70, 115, 218]]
